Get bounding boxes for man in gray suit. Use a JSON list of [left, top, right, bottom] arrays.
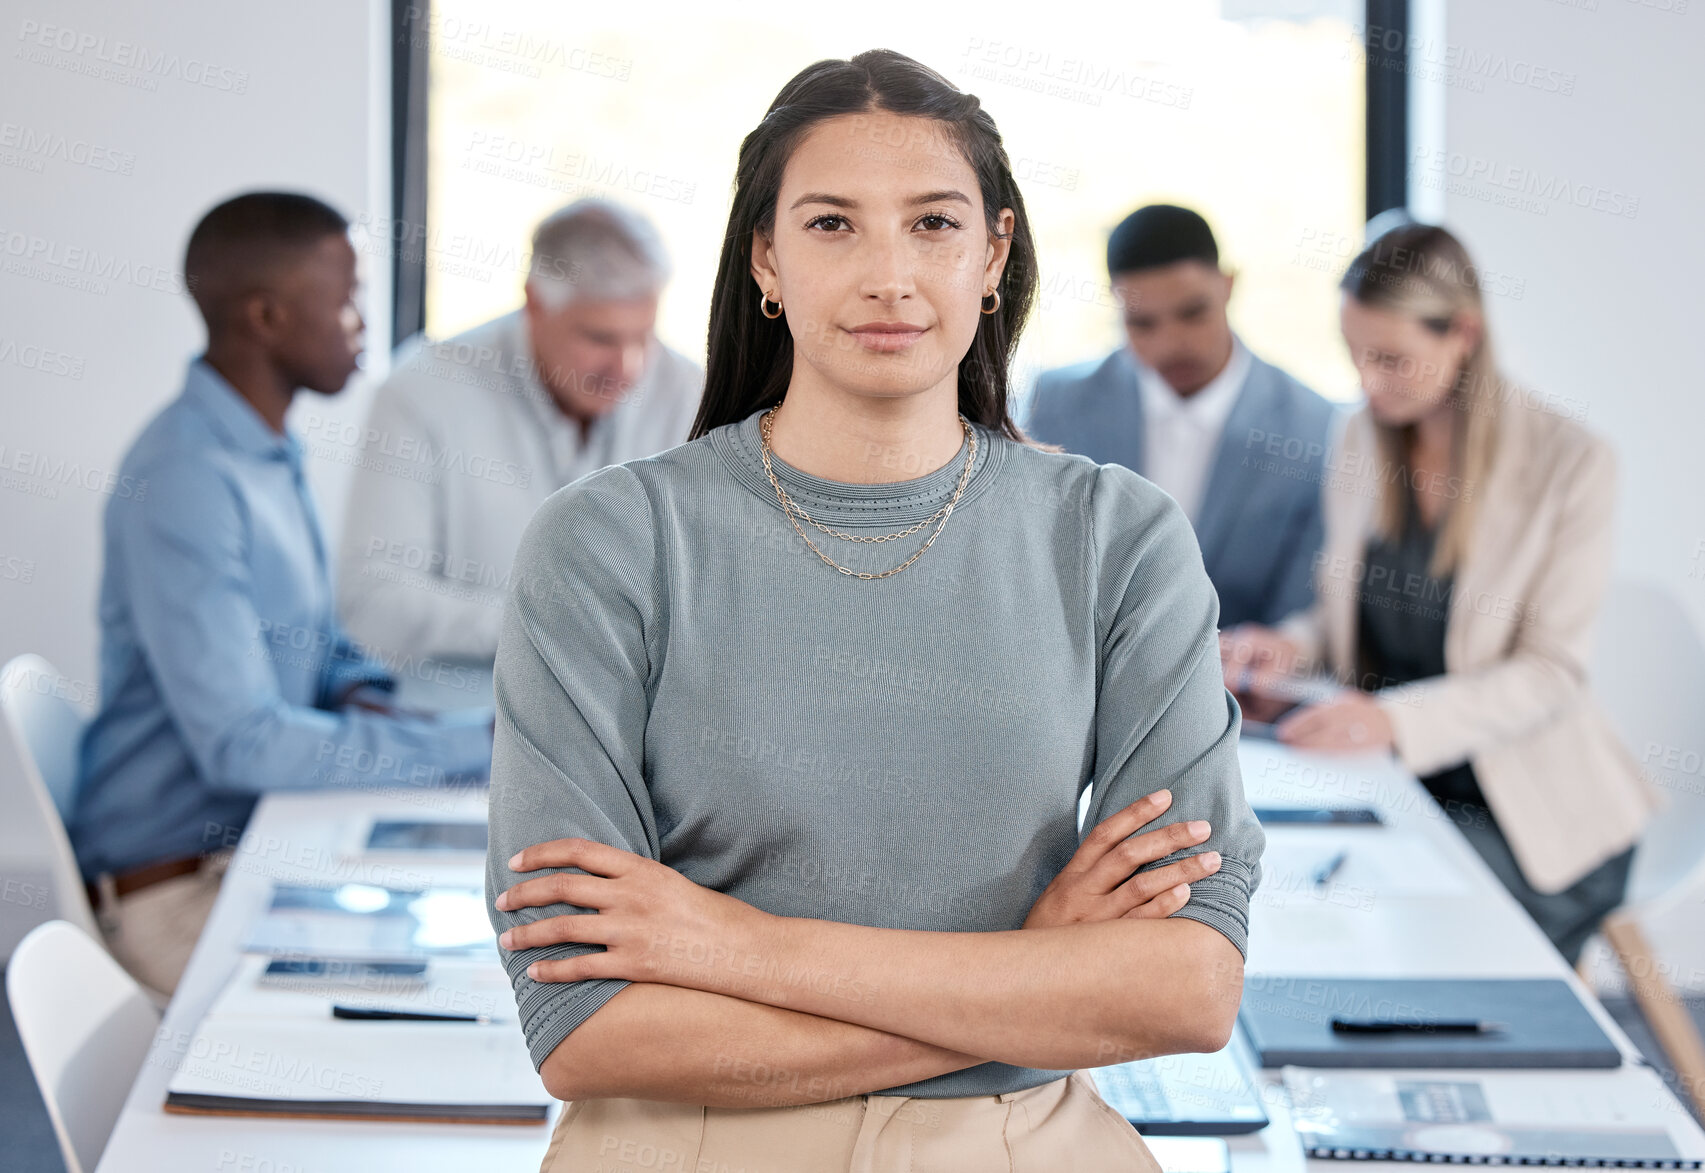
[[1025, 205, 1338, 628]]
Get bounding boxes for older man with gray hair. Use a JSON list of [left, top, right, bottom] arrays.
[[337, 198, 702, 664]]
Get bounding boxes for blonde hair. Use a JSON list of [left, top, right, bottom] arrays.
[[1340, 223, 1501, 578]]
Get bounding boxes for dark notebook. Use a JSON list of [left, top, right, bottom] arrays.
[[1239, 977, 1622, 1069]]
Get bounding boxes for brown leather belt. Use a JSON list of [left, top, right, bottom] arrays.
[[86, 854, 205, 906]]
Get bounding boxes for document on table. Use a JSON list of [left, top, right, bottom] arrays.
[[235, 954, 513, 1020], [1283, 1066, 1705, 1166], [1257, 827, 1472, 903], [162, 954, 547, 1123]]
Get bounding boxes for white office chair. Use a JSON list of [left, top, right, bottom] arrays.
[[0, 654, 98, 937], [1588, 578, 1705, 1119], [7, 919, 160, 1173]]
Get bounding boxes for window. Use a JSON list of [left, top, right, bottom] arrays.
[[416, 0, 1369, 403]]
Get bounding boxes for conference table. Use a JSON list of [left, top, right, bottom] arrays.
[[96, 736, 1705, 1171]]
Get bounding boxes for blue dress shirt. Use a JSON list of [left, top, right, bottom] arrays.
[[71, 358, 493, 880]]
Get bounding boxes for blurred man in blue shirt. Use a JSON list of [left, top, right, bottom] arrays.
[[71, 192, 493, 999]]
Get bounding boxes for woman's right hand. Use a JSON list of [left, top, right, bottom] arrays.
[[1022, 789, 1220, 929]]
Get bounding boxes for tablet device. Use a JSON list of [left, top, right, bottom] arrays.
[[365, 819, 487, 853]]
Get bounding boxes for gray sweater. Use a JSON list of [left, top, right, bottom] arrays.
[[485, 408, 1265, 1098]]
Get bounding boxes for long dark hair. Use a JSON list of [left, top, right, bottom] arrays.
[[688, 49, 1039, 442]]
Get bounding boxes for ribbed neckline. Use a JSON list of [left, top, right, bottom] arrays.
[[711, 408, 1008, 525]]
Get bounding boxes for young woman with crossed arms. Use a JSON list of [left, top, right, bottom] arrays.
[[486, 50, 1265, 1171]]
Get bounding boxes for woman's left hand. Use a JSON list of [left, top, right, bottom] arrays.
[[493, 838, 768, 990], [1276, 691, 1395, 753]]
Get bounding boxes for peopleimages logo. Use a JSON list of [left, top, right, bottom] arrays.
[[1351, 23, 1577, 96], [0, 122, 136, 173], [0, 337, 85, 380], [296, 412, 532, 489], [0, 444, 147, 502], [1413, 149, 1640, 219], [960, 38, 1193, 109], [350, 212, 535, 278], [0, 227, 194, 295], [401, 7, 633, 80], [1292, 227, 1528, 302], [461, 133, 699, 206], [15, 19, 251, 93]]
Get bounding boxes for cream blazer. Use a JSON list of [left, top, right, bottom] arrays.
[[1277, 402, 1662, 894]]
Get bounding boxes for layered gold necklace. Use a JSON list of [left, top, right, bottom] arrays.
[[758, 406, 977, 580]]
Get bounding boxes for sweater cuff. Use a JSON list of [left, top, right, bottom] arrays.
[[1167, 857, 1258, 959], [504, 941, 632, 1070]]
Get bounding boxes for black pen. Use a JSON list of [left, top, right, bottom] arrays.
[[1331, 1017, 1505, 1034], [331, 1004, 487, 1023], [1312, 850, 1349, 888]]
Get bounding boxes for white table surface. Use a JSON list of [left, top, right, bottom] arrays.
[[96, 786, 560, 1172], [97, 739, 1705, 1171], [1229, 738, 1704, 1173]]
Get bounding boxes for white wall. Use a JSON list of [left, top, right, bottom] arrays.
[[1418, 0, 1705, 990], [0, 0, 390, 953], [1425, 0, 1705, 624], [1420, 0, 1705, 632]]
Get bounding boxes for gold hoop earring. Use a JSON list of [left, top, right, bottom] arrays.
[[759, 291, 784, 319], [981, 289, 1001, 315]]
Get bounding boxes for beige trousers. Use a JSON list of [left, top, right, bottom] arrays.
[[539, 1070, 1164, 1173], [93, 851, 230, 1005]]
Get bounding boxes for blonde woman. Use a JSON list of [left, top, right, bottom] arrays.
[[1223, 222, 1659, 964], [484, 50, 1264, 1171]]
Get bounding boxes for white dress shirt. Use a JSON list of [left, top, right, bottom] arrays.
[[1136, 337, 1251, 524], [336, 309, 702, 661]]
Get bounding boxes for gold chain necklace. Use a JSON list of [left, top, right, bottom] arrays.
[[758, 407, 978, 580], [759, 409, 967, 543]]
